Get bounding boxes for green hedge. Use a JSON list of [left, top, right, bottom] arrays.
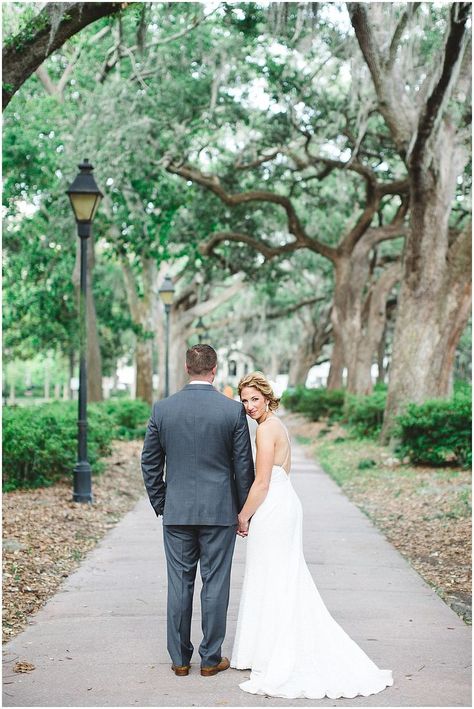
[[2, 398, 151, 491], [100, 399, 150, 440], [345, 389, 387, 438], [280, 386, 306, 411], [3, 402, 113, 491], [281, 387, 345, 422], [282, 383, 471, 468], [395, 394, 472, 467]]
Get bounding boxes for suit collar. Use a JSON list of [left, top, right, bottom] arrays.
[[183, 383, 217, 391]]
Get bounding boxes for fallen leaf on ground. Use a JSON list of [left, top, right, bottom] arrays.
[[13, 661, 35, 673]]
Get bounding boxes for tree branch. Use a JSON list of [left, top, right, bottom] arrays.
[[166, 161, 337, 261], [198, 231, 303, 261], [3, 2, 124, 110], [267, 296, 326, 319], [348, 2, 416, 154], [177, 275, 246, 324], [235, 149, 281, 170], [34, 65, 57, 96], [96, 6, 219, 82], [386, 5, 421, 71], [409, 3, 471, 175]]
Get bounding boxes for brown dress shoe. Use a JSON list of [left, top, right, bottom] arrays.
[[200, 656, 230, 677], [171, 664, 190, 676]]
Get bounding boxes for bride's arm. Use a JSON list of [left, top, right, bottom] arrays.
[[237, 424, 275, 532]]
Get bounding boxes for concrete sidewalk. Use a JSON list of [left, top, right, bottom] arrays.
[[2, 438, 471, 707]]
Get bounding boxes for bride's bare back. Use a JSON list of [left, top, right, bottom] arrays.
[[258, 416, 291, 474]]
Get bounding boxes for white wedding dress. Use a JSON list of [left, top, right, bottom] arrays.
[[231, 419, 393, 700]]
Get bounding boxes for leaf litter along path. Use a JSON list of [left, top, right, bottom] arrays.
[[2, 440, 145, 644], [284, 413, 472, 625]]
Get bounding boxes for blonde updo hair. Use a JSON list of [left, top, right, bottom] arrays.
[[238, 371, 280, 412]]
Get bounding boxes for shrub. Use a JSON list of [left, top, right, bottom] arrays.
[[280, 386, 307, 411], [395, 396, 472, 467], [296, 388, 345, 421], [454, 380, 472, 400], [98, 398, 150, 440], [345, 389, 387, 438], [3, 402, 115, 491], [357, 458, 377, 470], [303, 388, 345, 422], [282, 387, 346, 421]]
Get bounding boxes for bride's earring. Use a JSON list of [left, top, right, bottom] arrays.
[[265, 402, 269, 413]]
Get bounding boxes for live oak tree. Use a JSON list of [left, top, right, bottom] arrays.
[[154, 2, 408, 394], [165, 2, 470, 415], [164, 145, 408, 395], [349, 2, 472, 437]]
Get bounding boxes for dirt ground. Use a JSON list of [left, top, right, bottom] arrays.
[[284, 413, 472, 624], [2, 440, 145, 643]]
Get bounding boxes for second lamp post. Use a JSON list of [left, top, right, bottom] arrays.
[[159, 276, 175, 398], [195, 316, 206, 344]]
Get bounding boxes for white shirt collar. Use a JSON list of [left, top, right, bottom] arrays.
[[189, 380, 213, 385]]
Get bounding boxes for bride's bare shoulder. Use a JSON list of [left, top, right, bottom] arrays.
[[256, 417, 281, 441]]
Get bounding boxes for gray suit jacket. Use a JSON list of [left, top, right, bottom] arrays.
[[141, 384, 255, 525]]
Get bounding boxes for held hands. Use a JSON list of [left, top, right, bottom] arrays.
[[237, 513, 250, 537]]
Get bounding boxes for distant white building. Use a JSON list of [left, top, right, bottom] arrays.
[[215, 346, 253, 393]]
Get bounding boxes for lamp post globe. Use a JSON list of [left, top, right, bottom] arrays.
[[195, 316, 207, 344], [159, 276, 175, 398], [66, 159, 103, 503]]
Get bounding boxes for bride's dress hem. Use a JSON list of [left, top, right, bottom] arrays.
[[231, 665, 393, 700], [231, 665, 393, 699]]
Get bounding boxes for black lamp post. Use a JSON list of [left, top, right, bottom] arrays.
[[66, 159, 103, 503], [159, 275, 175, 398], [195, 316, 206, 344]]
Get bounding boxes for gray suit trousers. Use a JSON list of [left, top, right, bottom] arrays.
[[163, 524, 237, 668]]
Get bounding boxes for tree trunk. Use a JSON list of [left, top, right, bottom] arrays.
[[348, 3, 471, 440], [135, 338, 153, 404], [327, 334, 345, 389], [330, 255, 359, 391], [437, 287, 471, 394], [381, 159, 471, 439], [72, 233, 103, 402], [268, 351, 279, 382], [120, 256, 164, 404], [86, 282, 103, 402], [68, 349, 74, 399], [376, 323, 387, 385], [169, 324, 188, 395], [288, 352, 312, 387], [351, 263, 401, 396], [44, 364, 50, 400]]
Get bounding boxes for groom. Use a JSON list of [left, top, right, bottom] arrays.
[[141, 344, 254, 677]]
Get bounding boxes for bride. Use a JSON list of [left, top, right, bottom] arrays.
[[231, 371, 394, 700]]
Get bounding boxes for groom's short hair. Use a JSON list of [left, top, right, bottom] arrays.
[[186, 344, 217, 375]]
